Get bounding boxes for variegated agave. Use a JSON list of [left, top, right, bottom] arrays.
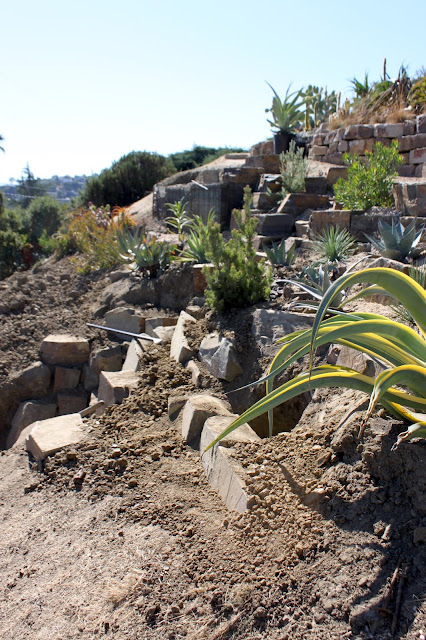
[[205, 267, 426, 453]]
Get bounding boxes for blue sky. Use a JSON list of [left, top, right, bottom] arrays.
[[1, 0, 425, 184]]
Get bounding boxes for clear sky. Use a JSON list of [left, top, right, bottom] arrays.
[[1, 0, 425, 185]]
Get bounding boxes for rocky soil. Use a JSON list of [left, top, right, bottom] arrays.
[[0, 254, 425, 640]]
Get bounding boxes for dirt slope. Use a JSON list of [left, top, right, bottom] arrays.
[[0, 257, 425, 640]]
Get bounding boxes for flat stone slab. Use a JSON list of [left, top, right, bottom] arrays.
[[26, 413, 86, 461], [40, 334, 90, 366], [181, 395, 233, 444], [98, 370, 141, 408], [7, 401, 57, 449], [200, 416, 261, 513]]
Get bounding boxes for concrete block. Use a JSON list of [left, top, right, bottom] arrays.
[[343, 125, 374, 140], [98, 370, 141, 408], [7, 401, 57, 448], [26, 413, 86, 461], [105, 307, 145, 336], [180, 394, 232, 444], [200, 416, 261, 513], [198, 333, 243, 382], [53, 367, 81, 392], [170, 310, 197, 363], [373, 123, 404, 138], [40, 335, 90, 366]]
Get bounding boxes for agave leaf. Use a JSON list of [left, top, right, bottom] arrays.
[[367, 364, 426, 421]]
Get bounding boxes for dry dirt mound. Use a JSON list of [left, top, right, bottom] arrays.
[[0, 258, 425, 639]]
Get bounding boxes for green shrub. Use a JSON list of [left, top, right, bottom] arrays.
[[27, 195, 66, 241], [334, 141, 403, 210], [202, 186, 272, 313], [77, 151, 175, 207], [278, 140, 309, 197]]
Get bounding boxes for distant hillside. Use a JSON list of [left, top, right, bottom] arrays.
[[1, 175, 88, 204]]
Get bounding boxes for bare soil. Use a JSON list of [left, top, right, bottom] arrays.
[[0, 256, 425, 640]]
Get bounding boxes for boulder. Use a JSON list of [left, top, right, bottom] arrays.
[[170, 311, 197, 363], [180, 394, 233, 444], [26, 413, 86, 461], [40, 335, 90, 366], [53, 367, 81, 392], [7, 401, 57, 448], [98, 370, 141, 408], [198, 333, 243, 382], [105, 307, 145, 335]]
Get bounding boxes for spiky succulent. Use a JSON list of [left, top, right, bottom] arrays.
[[365, 218, 423, 262]]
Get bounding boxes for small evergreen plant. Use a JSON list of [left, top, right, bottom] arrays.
[[334, 140, 403, 211], [203, 186, 272, 313]]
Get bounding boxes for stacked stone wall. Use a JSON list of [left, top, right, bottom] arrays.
[[309, 115, 426, 178]]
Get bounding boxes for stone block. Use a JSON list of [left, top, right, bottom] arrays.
[[312, 145, 326, 155], [57, 392, 89, 415], [310, 209, 351, 235], [98, 370, 140, 408], [200, 416, 261, 513], [121, 338, 149, 371], [392, 178, 426, 216], [255, 213, 294, 236], [7, 401, 57, 448], [180, 394, 232, 444], [170, 310, 197, 363], [417, 115, 426, 134], [186, 360, 202, 386], [53, 367, 81, 392], [403, 120, 416, 136], [105, 307, 145, 335], [398, 164, 415, 177], [373, 123, 404, 138], [409, 148, 426, 164], [90, 345, 123, 376], [312, 134, 326, 145], [40, 335, 90, 366], [326, 166, 348, 186], [349, 212, 394, 239], [81, 364, 99, 391], [328, 142, 338, 153], [277, 193, 330, 215], [26, 413, 86, 461], [343, 125, 374, 140], [168, 395, 188, 421], [185, 305, 205, 320], [337, 140, 349, 153], [295, 220, 309, 237], [193, 264, 208, 294], [12, 362, 52, 400], [349, 138, 375, 155], [325, 152, 344, 165], [257, 173, 281, 193], [152, 325, 176, 344], [198, 333, 243, 382], [304, 176, 327, 195], [144, 316, 178, 336], [252, 309, 313, 356], [251, 192, 274, 211]]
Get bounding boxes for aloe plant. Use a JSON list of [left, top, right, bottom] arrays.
[[265, 82, 304, 134], [204, 267, 426, 450], [265, 239, 295, 266], [365, 217, 423, 263], [165, 199, 193, 237], [311, 226, 355, 264]]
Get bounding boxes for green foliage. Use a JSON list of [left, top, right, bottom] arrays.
[[78, 151, 175, 207], [277, 139, 309, 197], [302, 85, 338, 128], [311, 225, 355, 263], [165, 199, 193, 236], [202, 186, 272, 313], [177, 210, 216, 264], [365, 218, 423, 263], [205, 267, 426, 450], [408, 75, 426, 112], [349, 73, 371, 100], [17, 164, 47, 208], [115, 225, 175, 277], [0, 198, 31, 278], [169, 145, 245, 172], [265, 82, 304, 134], [265, 238, 295, 266], [27, 195, 66, 241], [59, 205, 134, 273], [334, 141, 403, 211]]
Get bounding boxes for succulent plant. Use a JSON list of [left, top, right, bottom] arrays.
[[365, 218, 423, 263]]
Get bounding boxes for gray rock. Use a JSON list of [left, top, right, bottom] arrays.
[[198, 333, 242, 382]]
